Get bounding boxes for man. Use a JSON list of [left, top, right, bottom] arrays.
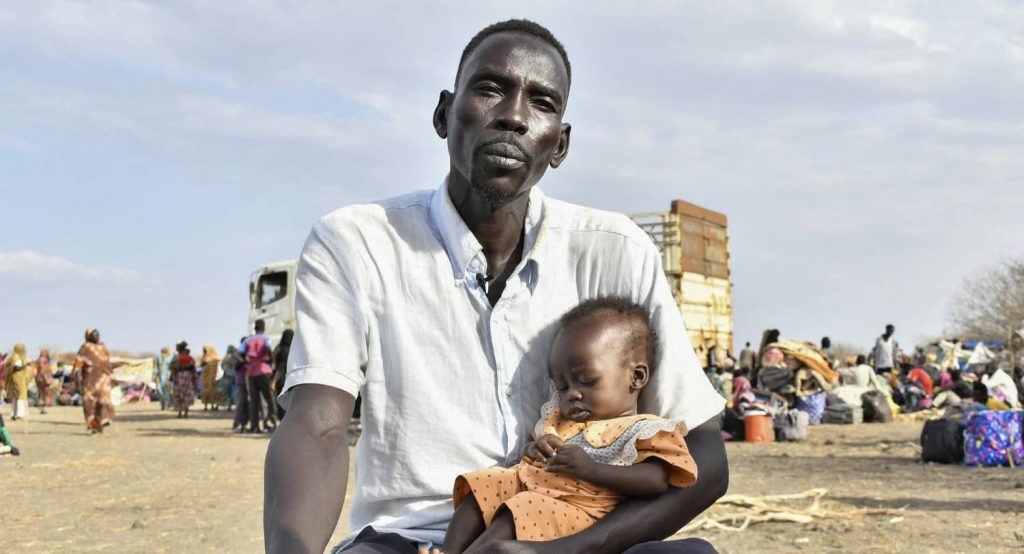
[[980, 362, 1020, 409], [873, 324, 897, 376], [838, 354, 874, 388], [738, 342, 755, 372], [266, 20, 727, 554], [241, 320, 276, 433]]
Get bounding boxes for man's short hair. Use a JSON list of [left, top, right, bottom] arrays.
[[455, 19, 571, 88], [557, 297, 657, 367], [255, 319, 266, 333]]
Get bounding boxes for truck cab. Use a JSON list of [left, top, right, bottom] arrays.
[[248, 260, 298, 346]]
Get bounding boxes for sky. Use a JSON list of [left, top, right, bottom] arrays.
[[2, 1, 1022, 357]]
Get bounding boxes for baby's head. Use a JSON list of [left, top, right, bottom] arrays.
[[550, 297, 657, 422]]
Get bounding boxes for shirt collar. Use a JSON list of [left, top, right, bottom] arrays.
[[430, 177, 546, 283]]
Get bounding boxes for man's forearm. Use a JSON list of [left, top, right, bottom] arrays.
[[265, 385, 354, 553], [549, 418, 729, 553]]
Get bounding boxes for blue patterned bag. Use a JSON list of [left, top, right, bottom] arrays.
[[795, 391, 826, 425], [963, 410, 1024, 467]]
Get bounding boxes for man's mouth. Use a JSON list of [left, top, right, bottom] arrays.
[[475, 138, 531, 171]]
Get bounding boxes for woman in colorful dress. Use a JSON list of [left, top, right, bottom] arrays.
[[74, 329, 115, 433], [154, 347, 174, 411], [35, 349, 54, 414], [170, 342, 197, 419], [5, 343, 33, 420], [199, 345, 222, 410]]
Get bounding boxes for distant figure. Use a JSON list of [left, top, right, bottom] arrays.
[[154, 347, 174, 411], [240, 320, 276, 433], [200, 345, 222, 411], [705, 342, 719, 371], [230, 339, 250, 433], [35, 349, 54, 414], [170, 342, 197, 419], [738, 342, 755, 371], [970, 380, 1009, 411], [0, 352, 6, 406], [938, 338, 963, 372], [873, 324, 896, 375], [820, 336, 834, 366], [74, 329, 115, 433], [219, 345, 239, 412], [5, 343, 32, 420], [271, 329, 294, 420], [838, 354, 874, 388], [980, 363, 1020, 409]]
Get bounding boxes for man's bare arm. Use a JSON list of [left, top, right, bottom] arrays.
[[491, 418, 728, 553], [265, 384, 355, 553]]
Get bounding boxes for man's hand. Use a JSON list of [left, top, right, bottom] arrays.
[[523, 434, 563, 463], [546, 444, 595, 480]]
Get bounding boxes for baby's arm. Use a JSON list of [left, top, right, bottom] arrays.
[[547, 445, 670, 497]]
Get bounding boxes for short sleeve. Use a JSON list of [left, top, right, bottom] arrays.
[[634, 429, 698, 488], [278, 218, 370, 409], [637, 243, 726, 433]]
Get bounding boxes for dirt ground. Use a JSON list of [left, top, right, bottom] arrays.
[[3, 402, 1022, 553]]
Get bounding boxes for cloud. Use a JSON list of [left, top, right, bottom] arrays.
[[0, 250, 142, 285]]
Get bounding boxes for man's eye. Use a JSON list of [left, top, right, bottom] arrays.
[[532, 99, 556, 112], [475, 83, 501, 95]]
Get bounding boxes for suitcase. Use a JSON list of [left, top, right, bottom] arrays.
[[920, 418, 964, 464], [963, 411, 1024, 467], [861, 390, 894, 423], [822, 402, 862, 424]]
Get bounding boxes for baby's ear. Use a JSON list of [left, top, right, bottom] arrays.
[[630, 363, 650, 392]]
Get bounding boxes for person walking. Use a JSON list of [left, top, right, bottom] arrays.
[[229, 340, 249, 433], [200, 345, 222, 411], [240, 320, 276, 433], [169, 342, 197, 419], [73, 329, 115, 433], [154, 347, 174, 411], [5, 344, 32, 420], [738, 342, 755, 371], [34, 349, 54, 414]]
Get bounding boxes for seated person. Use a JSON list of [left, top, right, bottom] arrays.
[[968, 381, 1009, 411], [443, 299, 696, 553]]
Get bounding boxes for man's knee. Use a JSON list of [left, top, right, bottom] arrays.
[[623, 538, 719, 554]]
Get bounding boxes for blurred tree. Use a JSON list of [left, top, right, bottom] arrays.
[[949, 257, 1024, 364]]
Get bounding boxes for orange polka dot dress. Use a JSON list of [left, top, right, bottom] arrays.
[[453, 403, 697, 541]]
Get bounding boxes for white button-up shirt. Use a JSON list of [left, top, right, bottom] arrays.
[[281, 180, 725, 546]]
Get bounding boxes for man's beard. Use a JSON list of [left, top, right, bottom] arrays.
[[469, 136, 533, 208]]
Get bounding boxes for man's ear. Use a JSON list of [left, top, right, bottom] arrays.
[[549, 122, 571, 168], [433, 90, 453, 139], [631, 362, 650, 392]]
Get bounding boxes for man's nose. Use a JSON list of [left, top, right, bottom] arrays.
[[493, 93, 529, 134]]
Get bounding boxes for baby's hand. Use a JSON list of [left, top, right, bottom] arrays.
[[546, 444, 595, 480], [524, 434, 563, 463]]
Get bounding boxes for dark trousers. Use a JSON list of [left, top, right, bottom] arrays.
[[335, 527, 718, 553], [248, 374, 275, 431], [233, 379, 249, 429]]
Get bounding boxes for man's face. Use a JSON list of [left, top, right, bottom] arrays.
[[89, 330, 100, 343], [437, 32, 570, 207]]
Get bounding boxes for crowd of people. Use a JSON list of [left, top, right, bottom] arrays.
[[698, 324, 1024, 439], [0, 319, 294, 438]]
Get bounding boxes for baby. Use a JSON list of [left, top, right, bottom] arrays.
[[442, 297, 697, 553]]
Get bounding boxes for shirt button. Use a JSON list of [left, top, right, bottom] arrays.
[[505, 385, 513, 397]]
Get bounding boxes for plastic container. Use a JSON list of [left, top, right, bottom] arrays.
[[744, 412, 774, 443]]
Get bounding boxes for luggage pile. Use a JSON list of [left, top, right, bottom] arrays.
[[920, 410, 1024, 467], [753, 340, 842, 435]]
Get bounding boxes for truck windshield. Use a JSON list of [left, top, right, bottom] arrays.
[[256, 271, 288, 308]]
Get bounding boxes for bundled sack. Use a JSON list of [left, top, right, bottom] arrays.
[[822, 395, 862, 424], [861, 390, 894, 423], [920, 419, 964, 464], [964, 410, 1024, 467], [757, 366, 793, 392], [774, 409, 809, 441], [795, 391, 826, 425]]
